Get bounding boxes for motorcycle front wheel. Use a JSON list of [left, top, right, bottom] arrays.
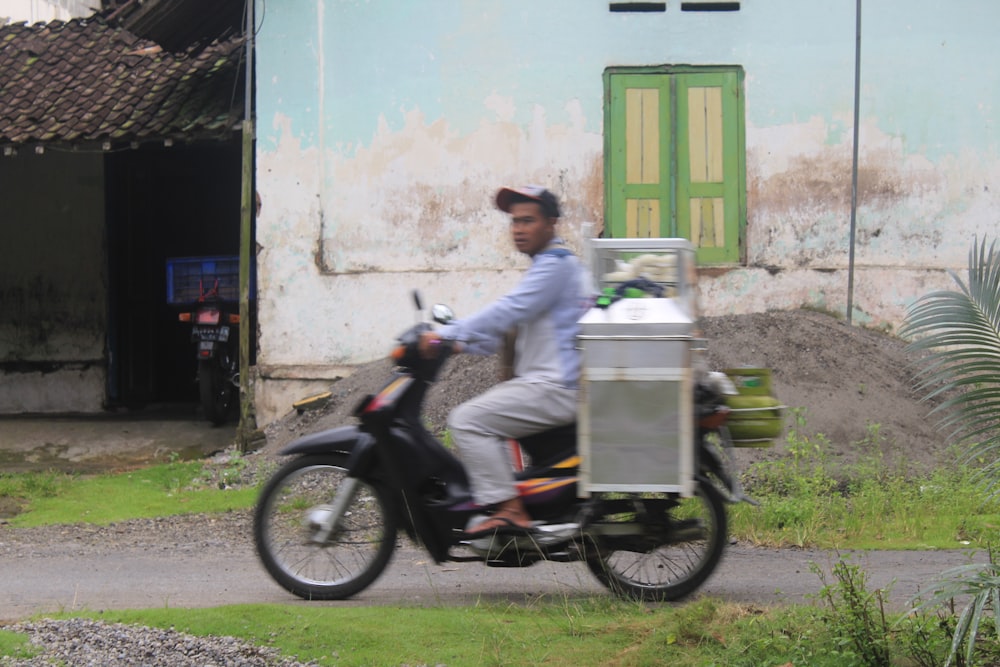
[[584, 479, 727, 602], [198, 357, 235, 426], [253, 454, 398, 600]]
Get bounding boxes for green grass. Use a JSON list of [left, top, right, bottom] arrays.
[[0, 630, 38, 662], [3, 420, 999, 551], [729, 462, 1000, 550], [0, 459, 258, 527], [12, 595, 974, 667], [727, 418, 1000, 550]]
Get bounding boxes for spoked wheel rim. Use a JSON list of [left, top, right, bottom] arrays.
[[585, 481, 727, 602], [254, 457, 397, 599]]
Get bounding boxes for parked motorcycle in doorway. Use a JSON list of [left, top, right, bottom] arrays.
[[168, 256, 242, 426], [186, 299, 239, 425]]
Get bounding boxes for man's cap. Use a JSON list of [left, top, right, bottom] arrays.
[[495, 185, 561, 219]]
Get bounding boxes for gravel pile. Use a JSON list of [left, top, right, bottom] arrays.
[[0, 618, 318, 666]]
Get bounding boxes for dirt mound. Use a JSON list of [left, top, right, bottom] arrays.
[[700, 310, 948, 472], [261, 309, 951, 473]]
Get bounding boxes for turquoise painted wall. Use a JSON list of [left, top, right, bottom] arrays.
[[257, 0, 1000, 161], [250, 0, 1000, 387]]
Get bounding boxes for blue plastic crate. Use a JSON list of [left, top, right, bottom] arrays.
[[166, 256, 245, 304]]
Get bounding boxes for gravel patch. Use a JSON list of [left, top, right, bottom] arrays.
[[0, 618, 318, 666], [0, 511, 253, 559]]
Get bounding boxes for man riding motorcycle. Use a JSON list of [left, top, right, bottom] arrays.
[[418, 185, 591, 537]]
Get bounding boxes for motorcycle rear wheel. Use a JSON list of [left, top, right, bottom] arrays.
[[253, 454, 398, 600], [584, 479, 727, 602], [198, 358, 235, 426]]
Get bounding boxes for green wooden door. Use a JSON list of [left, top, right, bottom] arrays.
[[605, 68, 745, 264], [606, 75, 671, 240]]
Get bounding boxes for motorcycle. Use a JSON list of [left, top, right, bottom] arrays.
[[253, 292, 749, 602], [177, 286, 240, 426]]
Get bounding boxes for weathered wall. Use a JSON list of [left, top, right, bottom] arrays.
[[0, 151, 106, 412], [253, 0, 1000, 422]]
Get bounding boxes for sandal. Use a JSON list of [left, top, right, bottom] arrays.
[[463, 510, 534, 539]]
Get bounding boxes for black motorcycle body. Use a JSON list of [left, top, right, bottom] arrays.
[[253, 300, 744, 602]]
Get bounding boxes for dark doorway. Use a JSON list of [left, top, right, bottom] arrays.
[[105, 140, 247, 407]]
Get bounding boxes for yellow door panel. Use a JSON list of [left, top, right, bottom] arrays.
[[625, 88, 660, 185], [690, 197, 725, 247], [626, 198, 661, 238], [688, 86, 724, 184]]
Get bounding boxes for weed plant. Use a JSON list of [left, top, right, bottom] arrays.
[[0, 469, 69, 500]]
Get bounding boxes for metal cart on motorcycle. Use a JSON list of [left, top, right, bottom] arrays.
[[254, 237, 780, 602]]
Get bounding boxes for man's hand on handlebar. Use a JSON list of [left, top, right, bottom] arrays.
[[418, 331, 461, 358]]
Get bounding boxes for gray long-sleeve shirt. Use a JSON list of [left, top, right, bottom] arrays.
[[438, 243, 591, 389]]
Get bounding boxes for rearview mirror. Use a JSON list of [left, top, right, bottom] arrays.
[[431, 304, 455, 324]]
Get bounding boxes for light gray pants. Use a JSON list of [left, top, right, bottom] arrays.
[[448, 378, 578, 506]]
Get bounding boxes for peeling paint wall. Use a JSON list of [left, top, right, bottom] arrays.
[[0, 151, 106, 412], [253, 0, 1000, 423]]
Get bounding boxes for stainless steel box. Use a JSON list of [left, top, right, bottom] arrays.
[[578, 239, 697, 496]]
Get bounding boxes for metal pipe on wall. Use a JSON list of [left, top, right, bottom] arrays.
[[847, 0, 862, 324], [238, 0, 256, 447]]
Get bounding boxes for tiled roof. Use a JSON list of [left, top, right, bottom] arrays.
[[0, 17, 245, 147]]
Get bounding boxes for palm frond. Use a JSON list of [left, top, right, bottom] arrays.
[[901, 237, 1000, 493], [907, 557, 1000, 667]]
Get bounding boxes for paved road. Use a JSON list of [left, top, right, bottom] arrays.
[[2, 539, 983, 621]]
